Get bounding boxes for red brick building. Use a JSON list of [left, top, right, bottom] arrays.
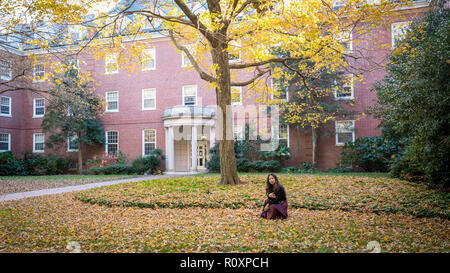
[[0, 2, 430, 173]]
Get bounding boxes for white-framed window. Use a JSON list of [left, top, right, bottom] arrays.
[[228, 40, 241, 62], [142, 88, 156, 110], [271, 78, 288, 101], [67, 57, 80, 70], [332, 0, 346, 8], [0, 132, 10, 151], [181, 51, 191, 67], [67, 135, 78, 152], [182, 85, 197, 106], [0, 59, 12, 81], [33, 64, 45, 81], [33, 98, 45, 117], [231, 86, 242, 105], [33, 133, 45, 153], [105, 53, 119, 74], [335, 120, 355, 146], [271, 124, 289, 148], [0, 96, 11, 117], [143, 129, 156, 156], [336, 30, 352, 52], [233, 124, 244, 140], [335, 74, 354, 99], [142, 48, 156, 71], [105, 131, 119, 154], [391, 21, 411, 48], [105, 91, 119, 112]]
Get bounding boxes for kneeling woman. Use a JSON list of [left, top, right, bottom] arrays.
[[260, 173, 288, 220]]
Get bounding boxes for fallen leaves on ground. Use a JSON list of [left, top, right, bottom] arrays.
[[0, 175, 139, 195], [0, 193, 448, 253], [75, 174, 450, 219]]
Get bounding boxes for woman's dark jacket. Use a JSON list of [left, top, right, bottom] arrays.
[[267, 185, 287, 205]]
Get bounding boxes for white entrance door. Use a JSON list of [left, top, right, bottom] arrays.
[[197, 141, 207, 170]]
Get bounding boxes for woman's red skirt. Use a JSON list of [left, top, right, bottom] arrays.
[[260, 199, 288, 219]]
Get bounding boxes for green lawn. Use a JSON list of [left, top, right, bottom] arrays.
[[0, 173, 448, 253]]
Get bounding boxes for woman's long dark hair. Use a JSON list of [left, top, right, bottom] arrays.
[[266, 173, 281, 195]]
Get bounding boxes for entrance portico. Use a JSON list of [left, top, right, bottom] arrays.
[[162, 106, 216, 173]]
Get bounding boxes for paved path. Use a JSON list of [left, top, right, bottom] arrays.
[[0, 174, 186, 202]]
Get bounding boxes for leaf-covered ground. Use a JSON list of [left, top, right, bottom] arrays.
[[0, 175, 140, 195], [0, 193, 449, 253], [76, 174, 450, 219], [0, 174, 448, 253]]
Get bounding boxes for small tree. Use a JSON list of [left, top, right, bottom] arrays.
[[273, 56, 354, 166], [42, 67, 105, 173], [372, 3, 449, 188]]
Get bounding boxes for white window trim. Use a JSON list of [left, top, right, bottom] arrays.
[[335, 120, 355, 146], [142, 48, 156, 71], [33, 64, 45, 82], [271, 124, 290, 148], [391, 21, 412, 48], [181, 51, 191, 67], [0, 96, 12, 117], [105, 53, 119, 74], [270, 78, 289, 101], [142, 129, 157, 156], [182, 85, 197, 106], [231, 86, 242, 106], [105, 130, 119, 154], [334, 74, 354, 100], [228, 40, 242, 63], [142, 88, 156, 110], [33, 133, 45, 153], [67, 135, 78, 152], [33, 98, 45, 118], [0, 59, 12, 81], [233, 124, 244, 140], [105, 91, 119, 112], [0, 132, 11, 152]]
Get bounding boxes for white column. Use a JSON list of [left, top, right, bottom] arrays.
[[209, 126, 215, 150], [191, 125, 198, 171], [168, 126, 175, 171], [165, 127, 169, 169]]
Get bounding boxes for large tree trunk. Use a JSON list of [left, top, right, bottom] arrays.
[[311, 126, 318, 167], [77, 143, 83, 174], [211, 42, 241, 185]]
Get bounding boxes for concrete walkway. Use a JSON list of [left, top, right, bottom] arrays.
[[0, 173, 186, 202]]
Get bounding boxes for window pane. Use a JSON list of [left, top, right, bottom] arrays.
[[0, 142, 8, 150], [144, 143, 155, 155], [107, 131, 118, 143], [231, 87, 241, 104], [338, 132, 353, 144], [108, 144, 118, 154], [144, 130, 155, 142], [184, 96, 196, 105], [1, 97, 10, 115], [0, 133, 9, 151]]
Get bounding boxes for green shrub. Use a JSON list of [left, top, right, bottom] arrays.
[[39, 154, 71, 175], [340, 136, 400, 172], [261, 143, 290, 161], [89, 164, 136, 175], [0, 151, 72, 175], [263, 160, 281, 172], [326, 167, 352, 173], [0, 151, 24, 176], [250, 160, 266, 172], [236, 158, 251, 172], [206, 143, 221, 172], [131, 149, 164, 174]]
